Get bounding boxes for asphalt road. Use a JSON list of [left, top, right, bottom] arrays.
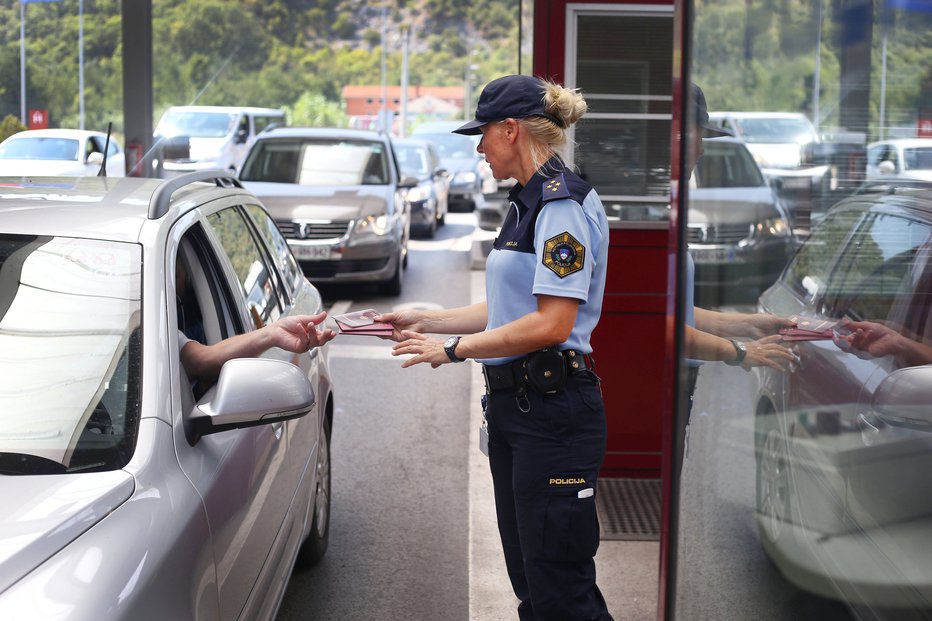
[[276, 214, 479, 621]]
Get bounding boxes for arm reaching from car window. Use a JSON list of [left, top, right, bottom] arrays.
[[180, 311, 336, 384], [841, 319, 932, 367]]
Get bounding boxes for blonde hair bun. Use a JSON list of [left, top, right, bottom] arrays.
[[542, 80, 587, 128]]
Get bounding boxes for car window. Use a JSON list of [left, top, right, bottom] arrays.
[[253, 115, 281, 134], [732, 117, 818, 144], [0, 234, 141, 474], [903, 147, 932, 171], [867, 144, 884, 167], [694, 141, 765, 188], [244, 203, 304, 299], [782, 208, 865, 301], [240, 139, 389, 186], [205, 208, 283, 330], [415, 133, 477, 159], [396, 144, 430, 175], [157, 110, 238, 138], [823, 214, 932, 323], [0, 137, 79, 161]]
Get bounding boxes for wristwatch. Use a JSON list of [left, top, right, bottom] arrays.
[[725, 339, 747, 366], [444, 336, 466, 363]]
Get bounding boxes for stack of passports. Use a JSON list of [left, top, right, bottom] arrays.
[[333, 309, 394, 336]]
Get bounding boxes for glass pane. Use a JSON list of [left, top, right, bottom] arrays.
[[0, 235, 141, 473], [206, 208, 282, 330], [677, 1, 932, 618]]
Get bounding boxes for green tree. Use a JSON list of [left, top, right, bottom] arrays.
[[287, 92, 347, 127], [0, 114, 26, 143]]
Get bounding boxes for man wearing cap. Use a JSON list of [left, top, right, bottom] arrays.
[[380, 74, 614, 621]]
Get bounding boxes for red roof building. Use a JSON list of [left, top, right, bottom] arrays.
[[341, 85, 465, 117]]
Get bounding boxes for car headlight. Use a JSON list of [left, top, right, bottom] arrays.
[[454, 171, 478, 185], [405, 185, 431, 203], [354, 214, 391, 236], [755, 217, 791, 238]]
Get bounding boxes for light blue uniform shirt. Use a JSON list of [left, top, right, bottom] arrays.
[[479, 159, 609, 366]]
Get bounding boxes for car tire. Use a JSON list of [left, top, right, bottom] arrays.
[[379, 256, 403, 296], [755, 403, 791, 547], [296, 417, 331, 569], [424, 214, 437, 238]]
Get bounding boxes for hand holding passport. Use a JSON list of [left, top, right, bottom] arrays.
[[332, 309, 394, 336], [779, 315, 839, 341]]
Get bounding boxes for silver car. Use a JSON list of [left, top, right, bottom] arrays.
[[238, 127, 413, 296], [688, 137, 796, 306], [0, 171, 334, 620]]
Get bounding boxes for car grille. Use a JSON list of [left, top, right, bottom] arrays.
[[275, 220, 350, 240], [687, 223, 752, 245], [298, 258, 390, 279]]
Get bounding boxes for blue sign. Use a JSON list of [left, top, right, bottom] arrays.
[[885, 0, 932, 12]]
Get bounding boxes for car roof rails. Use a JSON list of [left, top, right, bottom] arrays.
[[148, 169, 243, 219]]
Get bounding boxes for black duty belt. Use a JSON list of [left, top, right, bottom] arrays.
[[482, 349, 594, 393]]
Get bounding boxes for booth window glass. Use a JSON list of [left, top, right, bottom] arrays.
[[567, 9, 673, 221], [675, 1, 932, 618]]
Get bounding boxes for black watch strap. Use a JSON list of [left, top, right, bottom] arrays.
[[444, 336, 465, 363]]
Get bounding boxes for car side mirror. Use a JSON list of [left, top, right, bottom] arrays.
[[398, 175, 420, 189], [188, 358, 315, 442], [87, 152, 104, 166], [159, 135, 191, 160], [871, 365, 932, 429], [769, 176, 784, 193], [436, 168, 448, 178], [878, 160, 896, 175]]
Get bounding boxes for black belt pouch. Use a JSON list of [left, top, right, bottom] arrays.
[[525, 347, 567, 394]]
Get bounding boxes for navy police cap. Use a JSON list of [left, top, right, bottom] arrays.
[[453, 75, 565, 135]]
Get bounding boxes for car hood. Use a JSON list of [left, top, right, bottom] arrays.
[[745, 143, 802, 169], [440, 157, 479, 174], [187, 137, 226, 162], [0, 160, 87, 176], [687, 186, 781, 225], [0, 471, 134, 593], [242, 181, 392, 220], [898, 170, 932, 182]]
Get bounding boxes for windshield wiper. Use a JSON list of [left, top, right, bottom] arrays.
[[0, 452, 67, 475]]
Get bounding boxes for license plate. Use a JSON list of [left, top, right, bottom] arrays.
[[690, 246, 736, 264], [291, 244, 332, 261]]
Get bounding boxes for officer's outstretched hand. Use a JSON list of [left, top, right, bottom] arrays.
[[391, 331, 449, 368], [376, 310, 428, 342]]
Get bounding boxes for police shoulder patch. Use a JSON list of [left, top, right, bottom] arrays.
[[542, 231, 586, 278], [541, 173, 571, 203]]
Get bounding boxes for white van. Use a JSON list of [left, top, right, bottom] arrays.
[[153, 106, 285, 175]]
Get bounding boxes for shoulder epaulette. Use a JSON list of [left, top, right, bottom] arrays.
[[541, 173, 571, 203]]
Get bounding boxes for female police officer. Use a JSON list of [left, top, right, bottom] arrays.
[[380, 74, 613, 621]]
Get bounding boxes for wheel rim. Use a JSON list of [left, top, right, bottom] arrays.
[[759, 428, 789, 543], [314, 428, 330, 537]]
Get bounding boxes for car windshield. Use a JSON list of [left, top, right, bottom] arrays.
[[0, 137, 80, 161], [156, 110, 238, 138], [240, 139, 389, 186], [904, 147, 932, 171], [415, 133, 477, 159], [0, 235, 141, 475], [733, 117, 817, 144], [694, 141, 766, 188], [395, 144, 430, 175]]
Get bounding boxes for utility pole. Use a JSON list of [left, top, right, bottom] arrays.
[[400, 26, 410, 137]]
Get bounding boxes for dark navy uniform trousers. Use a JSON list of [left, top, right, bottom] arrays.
[[486, 371, 614, 621]]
